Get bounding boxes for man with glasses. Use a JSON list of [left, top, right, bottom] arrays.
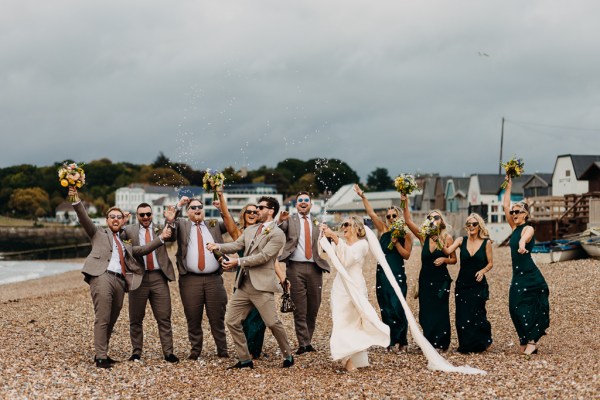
[[121, 203, 179, 363], [68, 187, 171, 368], [207, 196, 294, 369], [277, 191, 329, 355], [166, 196, 229, 360]]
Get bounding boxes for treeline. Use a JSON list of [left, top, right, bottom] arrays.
[[0, 153, 397, 219]]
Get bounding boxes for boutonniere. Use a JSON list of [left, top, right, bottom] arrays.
[[154, 226, 162, 234], [313, 218, 319, 226], [209, 219, 217, 228], [122, 239, 132, 245], [263, 226, 273, 235]]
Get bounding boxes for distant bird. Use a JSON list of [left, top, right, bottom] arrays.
[[478, 52, 490, 57]]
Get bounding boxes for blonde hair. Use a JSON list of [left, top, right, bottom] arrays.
[[426, 209, 452, 241], [511, 201, 532, 223], [385, 206, 402, 228], [465, 213, 490, 240], [341, 216, 366, 238], [238, 204, 257, 230]]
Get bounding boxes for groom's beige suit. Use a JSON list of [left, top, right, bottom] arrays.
[[219, 222, 292, 361]]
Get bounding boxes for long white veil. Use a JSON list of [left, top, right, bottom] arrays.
[[319, 227, 486, 375]]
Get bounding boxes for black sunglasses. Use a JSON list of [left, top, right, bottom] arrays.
[[509, 210, 524, 215], [189, 205, 203, 210], [386, 213, 398, 220], [429, 215, 441, 221], [257, 205, 273, 210], [341, 222, 352, 228], [138, 212, 152, 218], [465, 222, 479, 227], [245, 210, 258, 215]]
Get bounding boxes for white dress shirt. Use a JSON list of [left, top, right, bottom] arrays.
[[108, 233, 126, 274], [139, 224, 161, 271], [290, 213, 315, 262], [186, 221, 219, 274]]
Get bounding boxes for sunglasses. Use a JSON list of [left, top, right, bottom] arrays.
[[297, 198, 310, 203], [257, 205, 273, 210], [465, 222, 479, 227], [108, 214, 123, 220], [341, 222, 352, 228], [386, 214, 398, 220], [429, 215, 441, 221], [245, 210, 258, 215], [138, 212, 152, 218], [509, 210, 524, 215], [189, 205, 203, 210]]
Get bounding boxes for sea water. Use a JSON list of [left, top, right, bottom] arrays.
[[0, 261, 82, 285]]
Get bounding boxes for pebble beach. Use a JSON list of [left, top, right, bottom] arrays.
[[0, 246, 598, 399]]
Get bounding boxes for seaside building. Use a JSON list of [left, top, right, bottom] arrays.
[[551, 154, 600, 196]]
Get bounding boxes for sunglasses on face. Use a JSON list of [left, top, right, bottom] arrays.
[[341, 222, 352, 228], [189, 205, 203, 210], [138, 212, 152, 218], [386, 214, 398, 220], [465, 222, 479, 228], [297, 198, 310, 203], [509, 210, 524, 215], [257, 205, 273, 210], [108, 214, 123, 220], [245, 210, 258, 215], [429, 215, 441, 221]]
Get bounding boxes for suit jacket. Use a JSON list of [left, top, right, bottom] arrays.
[[73, 202, 164, 290], [173, 218, 227, 277], [219, 223, 285, 293], [279, 214, 329, 272], [121, 223, 176, 281]]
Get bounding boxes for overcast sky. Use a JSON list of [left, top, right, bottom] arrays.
[[2, 0, 600, 181]]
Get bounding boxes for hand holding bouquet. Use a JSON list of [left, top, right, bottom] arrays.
[[420, 217, 443, 250], [202, 169, 225, 201], [387, 219, 408, 250], [58, 162, 86, 202], [394, 174, 419, 209], [500, 156, 524, 189]]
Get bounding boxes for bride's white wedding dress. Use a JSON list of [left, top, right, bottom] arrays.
[[327, 238, 390, 367]]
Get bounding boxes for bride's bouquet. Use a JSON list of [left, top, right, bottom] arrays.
[[58, 162, 86, 202], [202, 169, 225, 201], [420, 216, 443, 250], [387, 219, 408, 250], [394, 174, 419, 209], [500, 156, 525, 189]]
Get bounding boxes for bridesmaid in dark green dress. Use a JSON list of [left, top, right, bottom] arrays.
[[444, 213, 493, 353], [354, 185, 412, 350], [214, 193, 289, 359], [503, 176, 550, 356], [402, 195, 456, 351]]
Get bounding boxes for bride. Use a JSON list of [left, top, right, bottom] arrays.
[[320, 217, 390, 372]]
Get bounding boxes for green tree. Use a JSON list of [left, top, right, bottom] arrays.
[[366, 167, 394, 191], [289, 172, 318, 196], [8, 187, 51, 218], [140, 167, 190, 187], [152, 152, 171, 169], [308, 158, 360, 194]]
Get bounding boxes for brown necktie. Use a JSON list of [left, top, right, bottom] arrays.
[[196, 224, 205, 271], [113, 233, 127, 275], [145, 228, 155, 271], [303, 216, 312, 259]]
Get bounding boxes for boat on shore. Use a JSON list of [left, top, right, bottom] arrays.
[[581, 236, 600, 258], [532, 239, 585, 264]]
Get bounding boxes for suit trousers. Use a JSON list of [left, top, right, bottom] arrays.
[[286, 260, 323, 347], [128, 270, 173, 357], [89, 271, 127, 359], [178, 273, 228, 356], [225, 274, 292, 362]]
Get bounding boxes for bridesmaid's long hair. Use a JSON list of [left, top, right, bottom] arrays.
[[238, 204, 257, 230], [465, 213, 490, 240], [426, 209, 452, 241]]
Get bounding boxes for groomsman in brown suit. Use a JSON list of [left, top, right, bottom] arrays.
[[278, 191, 330, 354], [166, 196, 229, 360], [207, 196, 294, 369], [68, 187, 171, 369], [121, 203, 179, 363]]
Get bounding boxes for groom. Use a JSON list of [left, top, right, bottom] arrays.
[[207, 196, 294, 369]]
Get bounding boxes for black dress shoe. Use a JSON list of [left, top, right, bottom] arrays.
[[165, 354, 180, 363], [95, 358, 112, 369], [227, 360, 254, 370], [282, 356, 294, 368], [217, 352, 229, 358], [188, 354, 200, 361], [295, 346, 308, 355], [305, 345, 316, 352], [128, 354, 141, 362], [94, 356, 117, 365]]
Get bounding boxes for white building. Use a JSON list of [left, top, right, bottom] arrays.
[[200, 183, 284, 221], [551, 154, 600, 197], [115, 184, 179, 225], [55, 201, 97, 225]]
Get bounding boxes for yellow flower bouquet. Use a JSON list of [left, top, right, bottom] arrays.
[[58, 162, 86, 202], [500, 156, 525, 189], [202, 169, 225, 201]]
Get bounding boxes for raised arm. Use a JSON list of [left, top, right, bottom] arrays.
[[434, 234, 457, 266], [214, 192, 242, 240], [353, 184, 386, 233], [69, 188, 98, 239], [503, 175, 516, 230], [401, 194, 424, 244], [442, 236, 464, 255]]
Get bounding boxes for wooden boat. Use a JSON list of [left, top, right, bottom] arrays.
[[581, 236, 600, 258], [532, 240, 585, 264]]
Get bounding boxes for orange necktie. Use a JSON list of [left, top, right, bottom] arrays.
[[113, 233, 127, 275], [303, 216, 312, 259], [196, 224, 205, 271], [145, 228, 155, 271]]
